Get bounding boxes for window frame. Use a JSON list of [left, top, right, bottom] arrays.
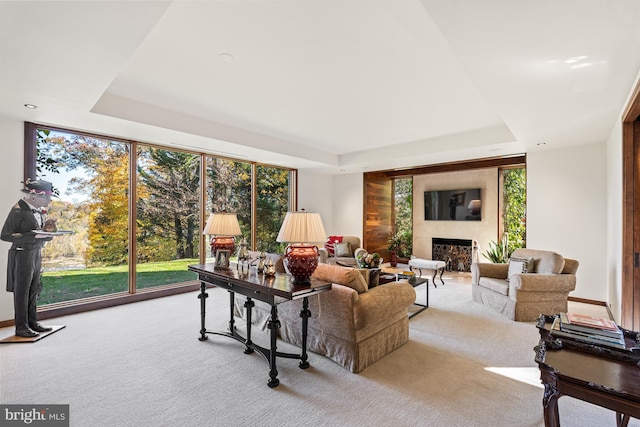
[[22, 122, 296, 322]]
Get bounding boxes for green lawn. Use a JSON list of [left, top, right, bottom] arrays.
[[39, 258, 200, 305]]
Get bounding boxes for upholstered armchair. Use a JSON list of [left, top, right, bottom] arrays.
[[318, 235, 363, 266], [471, 248, 578, 322]]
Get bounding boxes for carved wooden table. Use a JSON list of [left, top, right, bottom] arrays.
[[189, 263, 331, 388], [534, 315, 640, 427]]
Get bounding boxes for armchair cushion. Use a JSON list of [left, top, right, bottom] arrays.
[[335, 242, 352, 257], [507, 256, 533, 281], [511, 248, 564, 274], [325, 235, 343, 256]]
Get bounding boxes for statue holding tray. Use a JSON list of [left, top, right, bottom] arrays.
[[1, 179, 66, 338]]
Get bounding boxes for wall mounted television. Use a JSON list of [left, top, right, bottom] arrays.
[[424, 188, 482, 221]]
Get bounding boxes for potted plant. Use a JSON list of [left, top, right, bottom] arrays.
[[388, 231, 412, 267]]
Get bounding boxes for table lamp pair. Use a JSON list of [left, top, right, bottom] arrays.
[[203, 209, 326, 283]]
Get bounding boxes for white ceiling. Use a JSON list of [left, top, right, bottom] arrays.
[[1, 0, 639, 174]]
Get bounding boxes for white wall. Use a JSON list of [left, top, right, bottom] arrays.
[[330, 173, 363, 240], [527, 143, 607, 302], [297, 169, 334, 233], [0, 117, 26, 323]]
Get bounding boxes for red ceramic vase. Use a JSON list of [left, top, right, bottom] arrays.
[[284, 244, 319, 283]]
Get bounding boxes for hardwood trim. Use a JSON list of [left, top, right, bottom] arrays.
[[23, 122, 37, 182], [374, 154, 526, 178], [567, 296, 608, 306], [621, 75, 640, 329]]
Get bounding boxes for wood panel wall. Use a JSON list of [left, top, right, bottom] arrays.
[[363, 173, 393, 259]]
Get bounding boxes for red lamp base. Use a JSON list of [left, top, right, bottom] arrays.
[[284, 244, 319, 283]]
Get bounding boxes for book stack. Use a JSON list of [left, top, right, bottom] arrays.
[[550, 312, 625, 349]]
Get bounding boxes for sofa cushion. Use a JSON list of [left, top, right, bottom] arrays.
[[325, 235, 343, 257], [335, 242, 352, 257], [507, 256, 533, 281], [478, 277, 509, 296], [312, 263, 368, 294]]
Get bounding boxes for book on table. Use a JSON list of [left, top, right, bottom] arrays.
[[559, 312, 623, 339], [551, 317, 626, 349]]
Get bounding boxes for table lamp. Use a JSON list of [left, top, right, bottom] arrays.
[[202, 212, 242, 269], [468, 199, 482, 216], [276, 210, 327, 284]]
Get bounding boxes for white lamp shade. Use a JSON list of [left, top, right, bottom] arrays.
[[276, 211, 327, 244], [202, 212, 242, 236], [467, 200, 482, 210]]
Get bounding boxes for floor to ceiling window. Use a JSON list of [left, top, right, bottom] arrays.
[[135, 146, 201, 289], [205, 157, 252, 260], [35, 129, 130, 305], [255, 165, 291, 253], [25, 123, 296, 313]]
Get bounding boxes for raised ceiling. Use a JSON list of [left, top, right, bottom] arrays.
[[1, 0, 638, 173]]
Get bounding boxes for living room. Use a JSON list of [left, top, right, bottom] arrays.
[[0, 1, 638, 426]]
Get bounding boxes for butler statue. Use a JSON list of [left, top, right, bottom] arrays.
[[1, 179, 58, 337]]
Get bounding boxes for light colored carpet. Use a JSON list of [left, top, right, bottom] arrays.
[[1, 276, 636, 427]]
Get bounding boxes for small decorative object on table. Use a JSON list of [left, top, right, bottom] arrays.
[[357, 251, 381, 268], [264, 258, 277, 276]]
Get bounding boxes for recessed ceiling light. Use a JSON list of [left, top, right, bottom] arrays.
[[537, 142, 546, 146], [24, 104, 37, 109], [219, 53, 234, 62]]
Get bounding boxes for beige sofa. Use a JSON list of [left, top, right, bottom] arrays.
[[471, 248, 578, 322], [318, 235, 363, 266], [278, 263, 416, 373]]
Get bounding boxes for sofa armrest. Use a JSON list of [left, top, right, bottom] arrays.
[[353, 281, 416, 330], [471, 262, 508, 284], [510, 273, 576, 294], [318, 247, 329, 264]]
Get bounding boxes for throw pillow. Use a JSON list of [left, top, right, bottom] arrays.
[[334, 242, 352, 257], [325, 235, 343, 257], [507, 256, 533, 281]]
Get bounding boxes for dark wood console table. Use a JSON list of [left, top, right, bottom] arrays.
[[534, 315, 640, 426], [188, 263, 331, 388]]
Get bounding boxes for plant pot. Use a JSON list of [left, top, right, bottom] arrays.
[[390, 251, 398, 267]]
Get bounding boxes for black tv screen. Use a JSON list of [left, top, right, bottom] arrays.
[[424, 188, 482, 221]]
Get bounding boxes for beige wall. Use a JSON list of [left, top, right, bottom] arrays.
[[412, 169, 499, 263]]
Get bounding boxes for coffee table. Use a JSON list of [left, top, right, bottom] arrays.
[[380, 268, 429, 318]]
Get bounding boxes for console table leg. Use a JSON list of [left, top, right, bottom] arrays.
[[228, 291, 236, 333], [299, 296, 311, 369], [198, 281, 208, 341], [244, 298, 255, 354], [267, 304, 281, 388]]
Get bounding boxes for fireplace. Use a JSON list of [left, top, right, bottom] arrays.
[[432, 238, 473, 272]]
